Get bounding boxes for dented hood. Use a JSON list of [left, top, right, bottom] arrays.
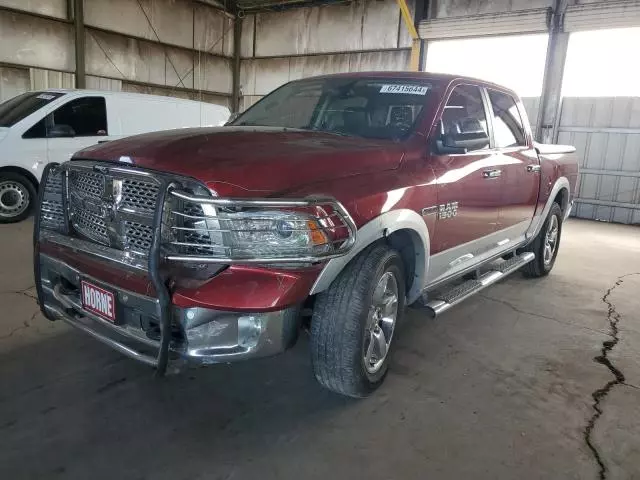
[[74, 126, 404, 195]]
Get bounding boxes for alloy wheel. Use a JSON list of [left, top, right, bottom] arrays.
[[363, 271, 399, 374], [543, 214, 559, 266]]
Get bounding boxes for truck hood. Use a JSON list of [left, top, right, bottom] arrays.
[[75, 127, 404, 195]]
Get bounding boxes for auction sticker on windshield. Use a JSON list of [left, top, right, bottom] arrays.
[[380, 85, 428, 95]]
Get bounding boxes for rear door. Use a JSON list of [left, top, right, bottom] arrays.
[[485, 89, 540, 237], [427, 84, 503, 282]]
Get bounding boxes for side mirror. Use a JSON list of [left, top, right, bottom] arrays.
[[435, 117, 489, 154], [48, 124, 76, 138]]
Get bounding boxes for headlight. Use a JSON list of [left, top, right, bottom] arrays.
[[164, 190, 356, 263], [222, 210, 330, 257]]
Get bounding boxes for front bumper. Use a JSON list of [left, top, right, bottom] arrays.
[[38, 253, 299, 370], [33, 163, 342, 374]]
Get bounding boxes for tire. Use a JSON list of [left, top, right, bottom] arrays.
[[521, 202, 563, 278], [0, 172, 37, 223], [310, 243, 406, 398]]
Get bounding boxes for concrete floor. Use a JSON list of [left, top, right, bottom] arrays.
[[1, 218, 639, 480]]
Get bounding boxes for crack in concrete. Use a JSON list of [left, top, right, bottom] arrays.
[[1, 285, 37, 300], [0, 307, 40, 341], [479, 294, 608, 336], [584, 272, 639, 480]]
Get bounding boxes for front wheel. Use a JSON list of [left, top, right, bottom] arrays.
[[310, 244, 406, 398], [521, 202, 563, 277], [0, 172, 37, 223]]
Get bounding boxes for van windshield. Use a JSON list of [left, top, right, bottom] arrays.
[[0, 92, 63, 127], [231, 78, 432, 140]]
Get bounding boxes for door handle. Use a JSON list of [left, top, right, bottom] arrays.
[[526, 164, 541, 173], [482, 169, 502, 179]]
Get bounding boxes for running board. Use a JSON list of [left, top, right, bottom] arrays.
[[425, 252, 535, 317]]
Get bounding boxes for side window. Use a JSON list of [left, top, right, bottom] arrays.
[[440, 85, 489, 151], [52, 97, 107, 137], [23, 118, 47, 138], [488, 90, 526, 148], [22, 97, 108, 138]]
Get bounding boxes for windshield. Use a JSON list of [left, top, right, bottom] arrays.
[[0, 92, 63, 127], [232, 78, 432, 140]]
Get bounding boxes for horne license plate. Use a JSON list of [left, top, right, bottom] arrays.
[[81, 280, 116, 323]]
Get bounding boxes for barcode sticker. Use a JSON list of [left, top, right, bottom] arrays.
[[380, 85, 428, 95]]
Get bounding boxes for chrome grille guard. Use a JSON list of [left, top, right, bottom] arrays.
[[34, 162, 358, 376], [34, 163, 177, 376]]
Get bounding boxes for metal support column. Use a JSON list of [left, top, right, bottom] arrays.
[[536, 0, 569, 143], [72, 0, 86, 89], [397, 0, 423, 71], [232, 15, 242, 113]]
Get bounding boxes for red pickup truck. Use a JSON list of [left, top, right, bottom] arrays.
[[34, 72, 578, 397]]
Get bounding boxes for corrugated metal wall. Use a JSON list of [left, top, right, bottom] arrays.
[[0, 0, 233, 108], [521, 97, 541, 131], [0, 66, 29, 101], [557, 97, 640, 224], [240, 0, 414, 110]]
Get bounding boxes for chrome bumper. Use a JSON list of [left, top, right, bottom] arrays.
[[34, 164, 304, 375], [38, 253, 298, 370]]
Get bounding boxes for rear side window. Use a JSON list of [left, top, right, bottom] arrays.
[[488, 90, 526, 148], [0, 92, 63, 127], [23, 96, 108, 139]]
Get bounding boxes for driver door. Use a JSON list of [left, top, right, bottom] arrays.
[[427, 84, 504, 283]]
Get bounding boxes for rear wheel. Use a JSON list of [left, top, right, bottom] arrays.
[[310, 244, 405, 397], [522, 202, 562, 277], [0, 172, 37, 223]]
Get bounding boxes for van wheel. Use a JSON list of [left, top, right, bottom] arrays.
[[521, 202, 562, 278], [310, 244, 406, 398], [0, 172, 37, 223]]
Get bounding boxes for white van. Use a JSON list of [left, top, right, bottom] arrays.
[[0, 89, 230, 222]]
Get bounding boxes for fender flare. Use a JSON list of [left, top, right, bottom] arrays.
[[310, 209, 430, 304], [526, 176, 570, 242]]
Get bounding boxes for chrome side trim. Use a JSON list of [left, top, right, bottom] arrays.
[[310, 209, 430, 304], [425, 220, 530, 290], [421, 206, 438, 216], [449, 253, 474, 268], [526, 176, 570, 242]]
